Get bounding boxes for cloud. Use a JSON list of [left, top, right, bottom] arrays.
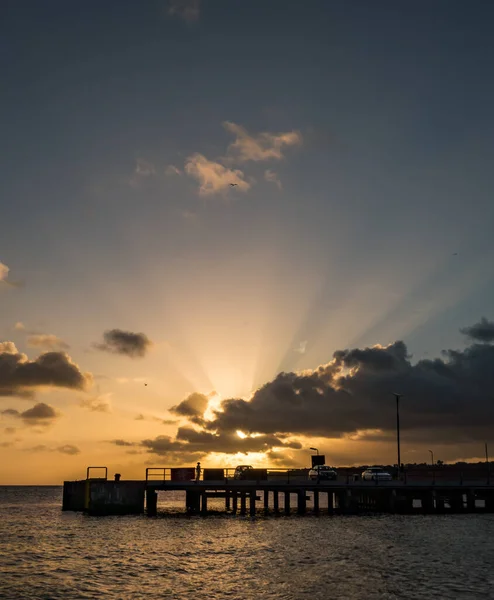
[[165, 165, 182, 177], [24, 444, 80, 455], [109, 317, 494, 462], [110, 424, 302, 461], [461, 317, 494, 343], [79, 393, 112, 413], [113, 439, 136, 447], [27, 334, 70, 351], [0, 263, 10, 283], [95, 329, 152, 358], [135, 158, 155, 177], [130, 428, 301, 459], [167, 0, 200, 22], [0, 262, 21, 288], [200, 322, 494, 446], [2, 402, 60, 426], [14, 322, 25, 331], [223, 122, 302, 164], [293, 340, 307, 354], [184, 153, 250, 196], [57, 444, 80, 455], [169, 392, 209, 424], [0, 342, 92, 397], [135, 413, 177, 425], [264, 169, 282, 189]]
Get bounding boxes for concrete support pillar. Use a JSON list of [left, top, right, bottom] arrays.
[[434, 492, 445, 513], [313, 491, 319, 514], [232, 491, 238, 515], [200, 492, 208, 515], [388, 490, 396, 513], [249, 491, 256, 516], [284, 491, 291, 515], [146, 489, 157, 517], [240, 492, 247, 516], [421, 491, 434, 514], [297, 491, 307, 515], [327, 492, 334, 514], [335, 491, 345, 512], [485, 491, 494, 512], [449, 492, 464, 513], [466, 491, 476, 512], [273, 491, 279, 514], [186, 490, 200, 514], [263, 490, 269, 511]]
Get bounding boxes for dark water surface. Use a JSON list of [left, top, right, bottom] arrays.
[[1, 486, 493, 599]]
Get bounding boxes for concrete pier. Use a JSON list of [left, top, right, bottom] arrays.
[[62, 478, 145, 515], [62, 466, 494, 517]]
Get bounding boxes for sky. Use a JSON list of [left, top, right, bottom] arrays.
[[2, 0, 494, 484]]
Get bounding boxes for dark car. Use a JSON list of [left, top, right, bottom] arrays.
[[233, 465, 254, 480], [308, 465, 337, 481]]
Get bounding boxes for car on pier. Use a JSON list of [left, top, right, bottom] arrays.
[[361, 467, 392, 481], [233, 465, 254, 479], [308, 465, 337, 481]]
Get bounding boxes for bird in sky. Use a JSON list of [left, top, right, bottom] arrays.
[[230, 183, 238, 187]]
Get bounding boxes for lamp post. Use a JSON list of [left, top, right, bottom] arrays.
[[428, 450, 434, 466], [393, 393, 403, 476], [310, 447, 319, 455], [486, 442, 490, 485]]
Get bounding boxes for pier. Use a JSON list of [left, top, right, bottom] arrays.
[[62, 465, 494, 516]]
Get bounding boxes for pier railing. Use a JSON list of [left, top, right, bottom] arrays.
[[144, 466, 494, 487], [145, 467, 311, 484]]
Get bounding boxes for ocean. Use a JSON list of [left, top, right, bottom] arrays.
[[1, 486, 493, 599]]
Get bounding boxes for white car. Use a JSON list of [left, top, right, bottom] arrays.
[[361, 467, 392, 481], [308, 465, 337, 481]]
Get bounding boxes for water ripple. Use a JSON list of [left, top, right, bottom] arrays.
[[1, 487, 494, 599]]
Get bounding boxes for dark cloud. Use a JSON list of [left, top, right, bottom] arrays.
[[113, 439, 136, 447], [169, 392, 208, 424], [2, 403, 59, 425], [110, 427, 302, 461], [95, 329, 152, 358], [202, 319, 494, 446], [461, 317, 494, 343], [1, 408, 20, 417], [112, 317, 494, 460], [21, 403, 59, 425], [0, 342, 91, 396]]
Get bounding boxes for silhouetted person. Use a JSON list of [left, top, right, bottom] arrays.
[[114, 473, 121, 482], [196, 462, 201, 482]]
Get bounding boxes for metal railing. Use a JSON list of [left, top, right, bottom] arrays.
[[143, 466, 494, 487], [86, 466, 107, 480]]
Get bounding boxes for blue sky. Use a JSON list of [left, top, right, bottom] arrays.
[[1, 1, 494, 481]]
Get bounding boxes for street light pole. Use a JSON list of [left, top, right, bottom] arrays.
[[429, 449, 434, 466], [310, 447, 319, 456], [393, 393, 403, 474], [486, 442, 490, 485]]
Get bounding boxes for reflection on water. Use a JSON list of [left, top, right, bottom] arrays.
[[1, 486, 494, 599]]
